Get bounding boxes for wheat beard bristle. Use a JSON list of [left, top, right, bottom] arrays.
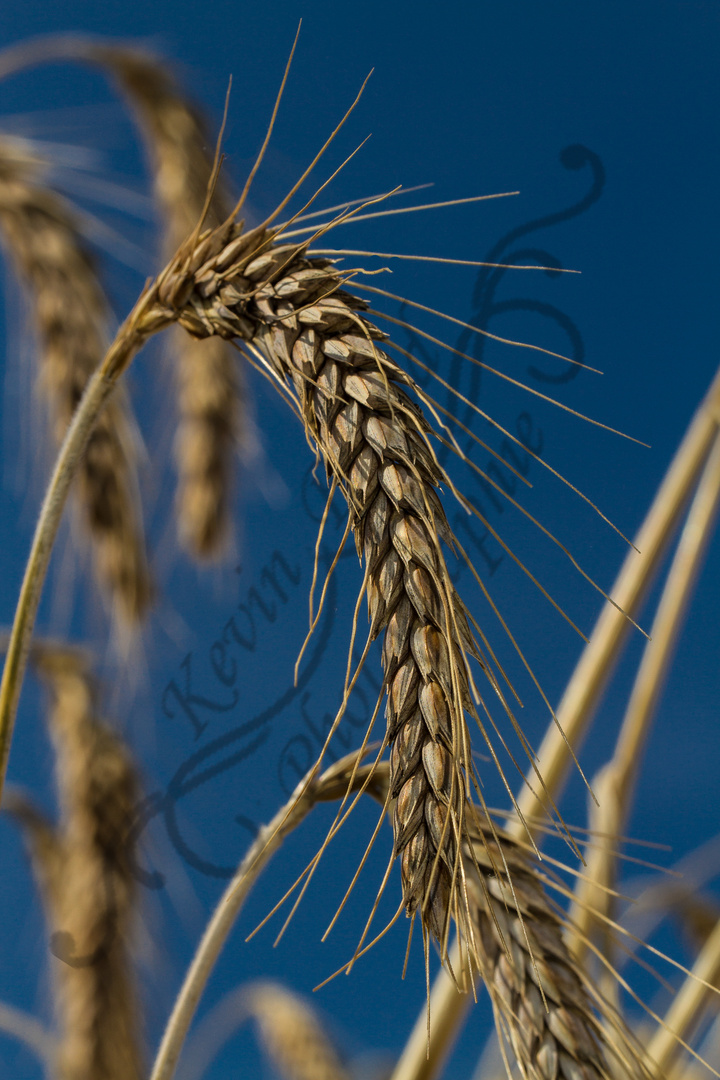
[[0, 139, 151, 622], [154, 223, 493, 958], [89, 46, 242, 558], [29, 651, 142, 1080]]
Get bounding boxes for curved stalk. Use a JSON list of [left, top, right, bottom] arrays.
[[0, 368, 113, 794], [149, 753, 387, 1080], [0, 1000, 56, 1074]]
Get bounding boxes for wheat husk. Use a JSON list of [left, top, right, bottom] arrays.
[[0, 137, 151, 622]]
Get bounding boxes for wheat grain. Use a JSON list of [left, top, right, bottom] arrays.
[[0, 137, 151, 622], [32, 648, 142, 1080]]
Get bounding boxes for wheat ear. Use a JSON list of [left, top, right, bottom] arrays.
[[243, 982, 351, 1080], [32, 647, 142, 1080], [0, 36, 243, 556], [463, 822, 654, 1080], [87, 43, 241, 557], [392, 357, 720, 1080], [155, 219, 491, 963], [0, 137, 151, 622]]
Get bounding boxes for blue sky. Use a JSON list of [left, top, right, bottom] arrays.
[[0, 3, 719, 1078]]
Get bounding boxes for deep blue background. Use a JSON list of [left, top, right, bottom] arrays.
[[0, 3, 719, 1078]]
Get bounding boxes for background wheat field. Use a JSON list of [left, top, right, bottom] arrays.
[[0, 3, 719, 1079]]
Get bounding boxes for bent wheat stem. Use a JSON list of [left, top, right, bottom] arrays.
[[149, 752, 383, 1080]]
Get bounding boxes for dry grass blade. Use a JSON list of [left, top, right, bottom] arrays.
[[244, 981, 351, 1080], [0, 136, 151, 622], [23, 646, 142, 1080]]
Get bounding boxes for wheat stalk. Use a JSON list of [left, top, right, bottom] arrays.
[[149, 748, 385, 1080], [0, 136, 151, 623], [568, 429, 720, 963]]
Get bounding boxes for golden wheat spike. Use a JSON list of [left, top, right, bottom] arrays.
[[0, 136, 151, 623], [32, 648, 142, 1080]]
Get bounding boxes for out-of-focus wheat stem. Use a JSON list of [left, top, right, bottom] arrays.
[[568, 429, 720, 960], [515, 360, 720, 822], [391, 359, 720, 1080], [646, 918, 720, 1077], [0, 1000, 56, 1074], [389, 941, 469, 1080]]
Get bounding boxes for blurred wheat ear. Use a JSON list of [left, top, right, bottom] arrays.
[[5, 642, 142, 1080], [86, 42, 243, 559], [0, 36, 246, 560], [244, 982, 351, 1080], [0, 136, 151, 623]]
